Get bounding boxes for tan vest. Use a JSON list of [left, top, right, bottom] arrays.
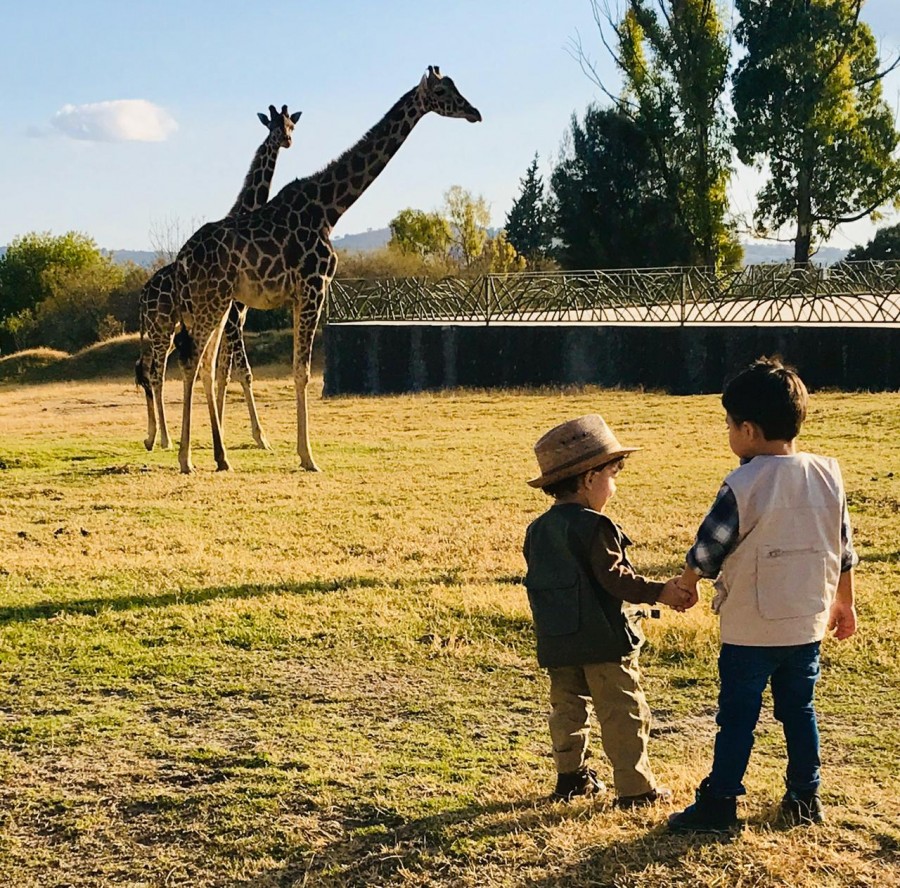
[[713, 453, 844, 646]]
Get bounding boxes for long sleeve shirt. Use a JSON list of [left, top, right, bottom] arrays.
[[588, 518, 664, 605]]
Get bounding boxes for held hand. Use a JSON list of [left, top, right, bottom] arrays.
[[658, 579, 693, 612], [676, 579, 700, 611], [827, 599, 857, 641]]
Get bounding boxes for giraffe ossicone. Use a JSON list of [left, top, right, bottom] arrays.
[[172, 67, 481, 474], [135, 103, 301, 453]]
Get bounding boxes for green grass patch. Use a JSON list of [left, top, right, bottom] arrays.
[[0, 378, 898, 886]]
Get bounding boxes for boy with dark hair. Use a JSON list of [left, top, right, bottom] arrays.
[[668, 357, 858, 833], [523, 414, 689, 804]]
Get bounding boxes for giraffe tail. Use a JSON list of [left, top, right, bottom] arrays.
[[135, 282, 152, 396], [173, 323, 196, 367]]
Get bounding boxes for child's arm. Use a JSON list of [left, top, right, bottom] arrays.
[[827, 568, 857, 640]]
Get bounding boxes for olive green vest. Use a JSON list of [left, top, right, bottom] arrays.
[[523, 503, 638, 668]]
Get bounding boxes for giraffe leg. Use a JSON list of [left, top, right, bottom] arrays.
[[293, 288, 325, 472], [215, 327, 233, 434], [199, 313, 232, 472], [230, 304, 270, 450], [137, 353, 158, 451], [178, 352, 199, 475], [153, 346, 174, 450], [178, 322, 218, 475]]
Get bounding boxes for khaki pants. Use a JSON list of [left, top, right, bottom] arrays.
[[548, 653, 656, 797]]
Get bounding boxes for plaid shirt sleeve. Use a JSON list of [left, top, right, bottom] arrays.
[[686, 484, 739, 578], [687, 485, 858, 577]]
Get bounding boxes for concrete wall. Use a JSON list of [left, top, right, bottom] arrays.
[[323, 324, 900, 396]]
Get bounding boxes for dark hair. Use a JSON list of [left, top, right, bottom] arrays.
[[722, 356, 808, 441], [542, 471, 586, 498]]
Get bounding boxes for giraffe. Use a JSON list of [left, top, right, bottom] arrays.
[[172, 67, 481, 474], [135, 104, 301, 452]]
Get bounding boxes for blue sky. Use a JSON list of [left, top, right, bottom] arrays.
[[1, 0, 898, 253]]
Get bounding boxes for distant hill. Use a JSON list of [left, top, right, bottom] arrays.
[[0, 235, 849, 267], [332, 227, 391, 252], [740, 242, 846, 265], [109, 249, 157, 267]]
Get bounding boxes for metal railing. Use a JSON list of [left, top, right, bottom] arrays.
[[327, 261, 900, 327]]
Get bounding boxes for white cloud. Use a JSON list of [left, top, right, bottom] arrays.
[[51, 99, 178, 143]]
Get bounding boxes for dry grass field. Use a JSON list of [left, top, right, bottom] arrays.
[[0, 363, 898, 887]]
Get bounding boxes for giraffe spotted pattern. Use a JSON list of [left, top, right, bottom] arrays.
[[172, 67, 481, 473]]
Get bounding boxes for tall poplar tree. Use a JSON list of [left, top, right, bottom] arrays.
[[573, 0, 740, 267], [733, 0, 900, 265]]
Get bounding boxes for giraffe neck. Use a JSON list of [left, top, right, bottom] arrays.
[[297, 87, 425, 229], [227, 136, 282, 217]]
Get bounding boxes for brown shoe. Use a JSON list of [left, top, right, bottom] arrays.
[[616, 786, 672, 808], [552, 767, 606, 801]]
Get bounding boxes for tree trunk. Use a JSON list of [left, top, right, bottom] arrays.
[[794, 161, 813, 267]]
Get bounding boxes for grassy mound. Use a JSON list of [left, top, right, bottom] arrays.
[[0, 329, 305, 385], [0, 347, 71, 382]]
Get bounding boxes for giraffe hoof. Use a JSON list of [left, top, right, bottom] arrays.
[[255, 437, 272, 451], [143, 438, 155, 452], [215, 461, 232, 472], [301, 462, 322, 473], [180, 464, 194, 475]]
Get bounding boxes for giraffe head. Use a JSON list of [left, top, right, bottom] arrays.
[[417, 66, 482, 123], [257, 104, 302, 149]]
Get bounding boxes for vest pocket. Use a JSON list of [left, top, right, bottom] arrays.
[[527, 582, 580, 636], [755, 546, 828, 620]]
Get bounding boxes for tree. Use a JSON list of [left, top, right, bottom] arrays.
[[571, 0, 739, 267], [33, 261, 127, 352], [469, 231, 528, 274], [444, 186, 491, 267], [550, 105, 694, 268], [733, 0, 900, 265], [844, 222, 900, 260], [0, 231, 105, 323], [505, 154, 551, 261], [388, 208, 452, 257], [0, 231, 117, 353]]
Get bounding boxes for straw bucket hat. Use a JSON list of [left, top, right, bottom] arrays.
[[527, 414, 639, 488]]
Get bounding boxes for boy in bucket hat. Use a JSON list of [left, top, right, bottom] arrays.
[[523, 414, 690, 804]]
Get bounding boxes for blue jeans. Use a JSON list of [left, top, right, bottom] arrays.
[[707, 642, 821, 798]]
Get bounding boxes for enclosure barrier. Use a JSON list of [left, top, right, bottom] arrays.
[[323, 262, 900, 395]]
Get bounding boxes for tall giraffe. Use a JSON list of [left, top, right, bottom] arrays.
[[136, 104, 301, 451], [173, 67, 480, 474]]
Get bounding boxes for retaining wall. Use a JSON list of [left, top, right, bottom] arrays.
[[323, 324, 900, 395]]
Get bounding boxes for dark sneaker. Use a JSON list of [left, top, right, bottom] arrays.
[[781, 789, 825, 825], [668, 779, 739, 833], [552, 767, 606, 801], [616, 786, 673, 808]]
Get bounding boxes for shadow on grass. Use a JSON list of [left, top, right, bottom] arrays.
[[0, 574, 412, 625], [250, 796, 734, 888]]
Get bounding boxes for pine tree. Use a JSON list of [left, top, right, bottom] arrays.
[[505, 154, 550, 262]]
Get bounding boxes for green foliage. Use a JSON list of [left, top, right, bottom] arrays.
[[444, 185, 491, 267], [845, 223, 900, 260], [0, 231, 103, 322], [505, 154, 552, 261], [0, 232, 149, 354], [550, 106, 694, 268], [733, 0, 900, 264], [335, 247, 457, 280], [580, 0, 739, 267], [468, 231, 527, 275], [388, 208, 452, 257], [31, 261, 126, 353]]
